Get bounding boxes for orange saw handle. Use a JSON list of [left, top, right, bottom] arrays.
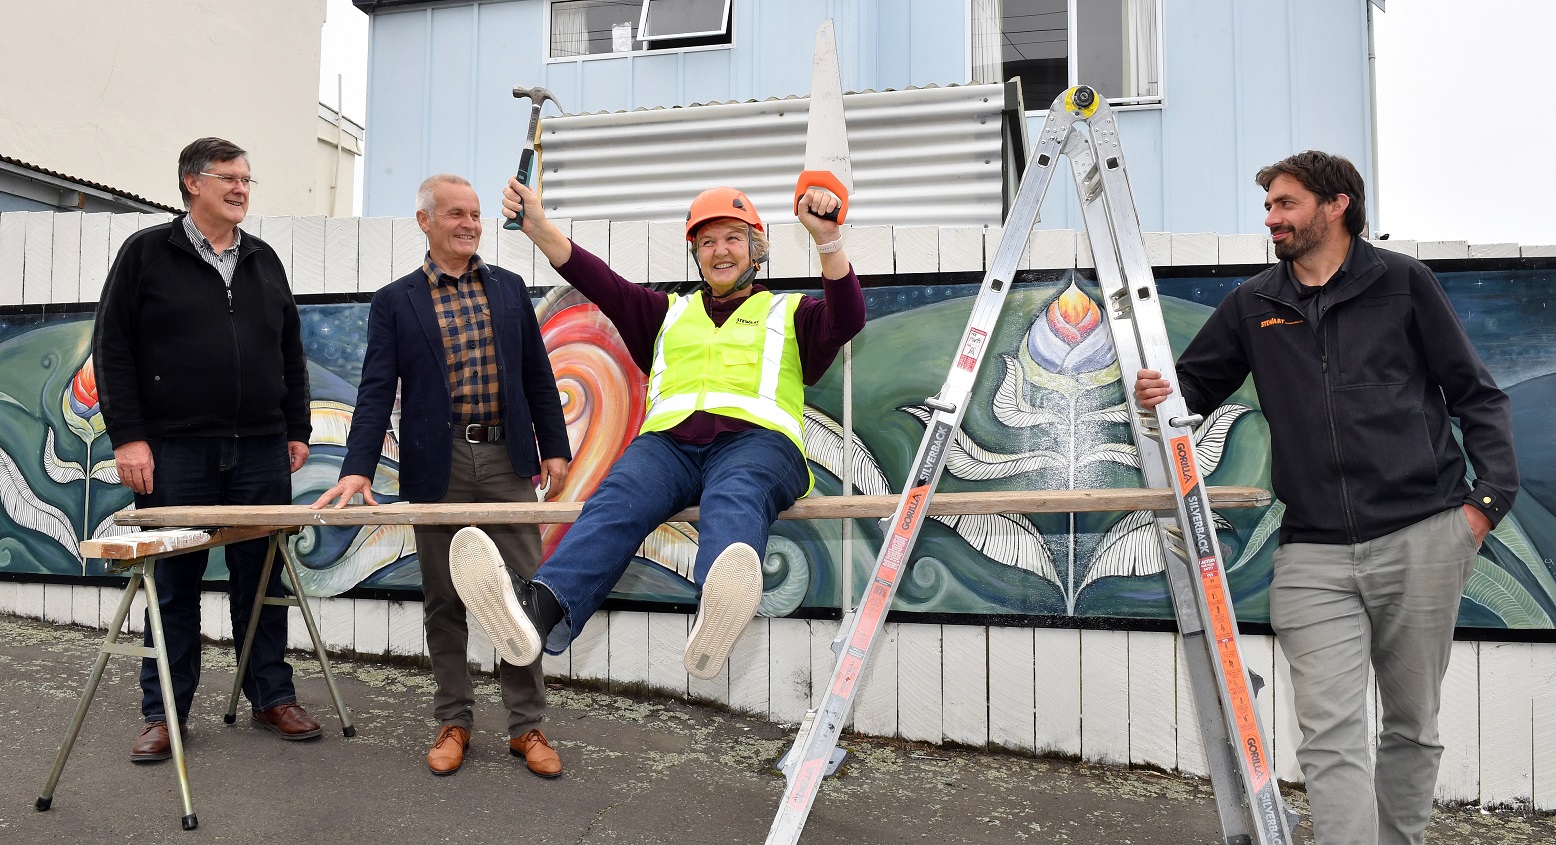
[[795, 170, 849, 224]]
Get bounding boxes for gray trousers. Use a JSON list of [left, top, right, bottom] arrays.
[[414, 441, 546, 737], [1271, 507, 1479, 845]]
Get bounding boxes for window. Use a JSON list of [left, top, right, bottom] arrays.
[[549, 0, 732, 59], [973, 0, 1162, 110]]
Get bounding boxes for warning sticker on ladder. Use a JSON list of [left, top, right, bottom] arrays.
[[956, 329, 988, 371]]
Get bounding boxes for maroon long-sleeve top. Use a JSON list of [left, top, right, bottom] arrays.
[[554, 242, 866, 444]]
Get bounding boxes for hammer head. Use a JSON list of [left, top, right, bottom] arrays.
[[512, 86, 562, 113]]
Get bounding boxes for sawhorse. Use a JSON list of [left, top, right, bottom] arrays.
[[36, 526, 355, 831]]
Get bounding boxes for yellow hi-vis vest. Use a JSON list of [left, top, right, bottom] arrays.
[[640, 290, 812, 491]]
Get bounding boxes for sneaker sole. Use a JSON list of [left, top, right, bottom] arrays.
[[684, 542, 763, 680], [449, 526, 543, 666]]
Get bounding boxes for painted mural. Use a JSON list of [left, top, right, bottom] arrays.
[[1, 266, 1552, 629]]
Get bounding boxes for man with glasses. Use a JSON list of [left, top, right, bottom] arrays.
[[94, 137, 321, 763]]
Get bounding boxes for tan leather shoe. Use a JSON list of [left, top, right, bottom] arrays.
[[509, 728, 562, 778], [131, 721, 171, 763], [427, 725, 471, 776], [251, 702, 322, 740]]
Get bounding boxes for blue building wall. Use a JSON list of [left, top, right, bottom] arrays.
[[360, 0, 1375, 236]]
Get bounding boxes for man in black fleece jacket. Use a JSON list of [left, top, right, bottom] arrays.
[[93, 137, 320, 763], [1137, 152, 1518, 845]]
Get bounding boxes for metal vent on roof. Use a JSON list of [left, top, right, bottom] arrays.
[[537, 84, 1006, 228]]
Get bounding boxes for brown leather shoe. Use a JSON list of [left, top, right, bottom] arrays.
[[251, 702, 322, 740], [509, 728, 562, 778], [131, 721, 172, 763], [427, 725, 471, 776]]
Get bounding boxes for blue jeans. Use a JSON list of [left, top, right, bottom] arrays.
[[534, 429, 808, 653], [136, 435, 297, 723]]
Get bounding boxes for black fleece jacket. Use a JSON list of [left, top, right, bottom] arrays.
[[1175, 237, 1518, 545], [92, 217, 312, 447]]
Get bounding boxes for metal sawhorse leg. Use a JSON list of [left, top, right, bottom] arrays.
[[225, 530, 355, 737]]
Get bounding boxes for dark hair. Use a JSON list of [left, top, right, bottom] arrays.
[[176, 137, 248, 207], [1255, 150, 1367, 236]]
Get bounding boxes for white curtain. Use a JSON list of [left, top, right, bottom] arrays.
[[970, 0, 1003, 83], [552, 3, 588, 58], [1123, 0, 1160, 99]]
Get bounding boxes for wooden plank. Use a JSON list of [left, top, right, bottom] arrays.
[[1032, 627, 1081, 756], [1370, 238, 1417, 258], [1217, 234, 1267, 265], [50, 213, 82, 304], [1480, 641, 1533, 805], [765, 221, 811, 280], [1027, 229, 1077, 270], [568, 610, 610, 682], [1170, 232, 1218, 266], [107, 213, 140, 270], [354, 598, 390, 656], [97, 586, 120, 633], [495, 221, 535, 283], [851, 622, 898, 737], [478, 217, 498, 267], [808, 618, 841, 711], [1243, 634, 1278, 782], [941, 624, 988, 747], [1175, 634, 1208, 777], [646, 220, 687, 284], [0, 579, 17, 616], [607, 609, 650, 688], [15, 582, 45, 621], [1142, 231, 1172, 267], [1469, 243, 1520, 259], [79, 212, 112, 303], [323, 217, 360, 294], [982, 226, 1003, 270], [728, 616, 770, 717], [261, 216, 296, 282], [938, 226, 984, 272], [358, 217, 395, 292], [465, 608, 497, 673], [1080, 628, 1130, 764], [1273, 637, 1303, 783], [386, 599, 424, 658], [0, 212, 29, 305], [199, 590, 227, 641], [571, 219, 609, 260], [987, 625, 1036, 753], [81, 526, 282, 559], [897, 623, 943, 743], [71, 584, 100, 628], [530, 219, 571, 289], [118, 486, 1271, 528], [1417, 240, 1470, 260], [1127, 630, 1176, 771], [768, 617, 812, 724], [43, 583, 73, 623], [390, 216, 423, 279], [847, 225, 894, 276], [892, 226, 939, 274], [1076, 231, 1095, 269], [23, 211, 53, 305], [1436, 641, 1481, 803], [1534, 642, 1556, 811], [291, 216, 327, 294], [127, 589, 146, 634], [608, 220, 649, 281], [646, 612, 689, 697], [321, 597, 356, 653]]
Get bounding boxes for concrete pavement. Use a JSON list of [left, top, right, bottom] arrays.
[[2, 614, 1549, 844]]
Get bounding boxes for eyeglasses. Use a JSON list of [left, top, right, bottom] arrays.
[[199, 172, 257, 188]]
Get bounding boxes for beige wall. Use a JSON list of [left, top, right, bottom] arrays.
[[314, 107, 363, 217], [0, 0, 326, 215]]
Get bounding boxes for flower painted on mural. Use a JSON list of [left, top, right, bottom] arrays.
[[62, 355, 106, 438], [1025, 282, 1116, 375]]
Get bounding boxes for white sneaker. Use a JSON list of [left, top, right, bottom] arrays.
[[684, 542, 763, 680], [449, 526, 542, 666]]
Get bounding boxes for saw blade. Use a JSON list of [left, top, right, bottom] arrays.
[[804, 20, 852, 194]]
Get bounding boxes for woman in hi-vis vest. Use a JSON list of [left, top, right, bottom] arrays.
[[451, 178, 864, 694]]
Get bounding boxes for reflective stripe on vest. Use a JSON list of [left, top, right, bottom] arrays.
[[641, 291, 807, 456]]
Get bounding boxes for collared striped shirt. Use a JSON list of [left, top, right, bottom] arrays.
[[425, 252, 501, 426], [181, 214, 241, 285]]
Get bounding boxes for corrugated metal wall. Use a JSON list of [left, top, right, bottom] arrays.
[[537, 84, 1004, 227]]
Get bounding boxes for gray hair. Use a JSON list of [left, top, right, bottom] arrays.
[[416, 174, 473, 215], [176, 137, 248, 208]]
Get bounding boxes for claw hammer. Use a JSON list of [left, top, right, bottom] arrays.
[[506, 86, 562, 230]]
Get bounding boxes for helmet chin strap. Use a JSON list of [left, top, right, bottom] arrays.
[[700, 224, 764, 299]]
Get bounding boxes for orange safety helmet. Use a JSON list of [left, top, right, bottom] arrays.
[[685, 186, 764, 241]]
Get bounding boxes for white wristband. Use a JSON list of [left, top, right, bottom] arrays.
[[815, 237, 843, 254]]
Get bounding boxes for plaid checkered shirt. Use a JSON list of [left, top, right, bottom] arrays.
[[424, 253, 501, 426]]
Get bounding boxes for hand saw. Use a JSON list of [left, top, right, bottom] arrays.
[[794, 19, 852, 223]]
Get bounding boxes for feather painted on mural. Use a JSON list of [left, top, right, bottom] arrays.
[[1463, 559, 1553, 628], [1489, 513, 1556, 604], [0, 444, 83, 561], [91, 509, 135, 539], [991, 354, 1065, 428], [43, 427, 86, 483], [1190, 405, 1251, 475], [0, 391, 26, 412], [1080, 403, 1133, 424], [1077, 442, 1140, 470], [931, 511, 1058, 583], [1229, 500, 1284, 572], [1079, 509, 1164, 591], [292, 523, 416, 596], [900, 405, 1065, 481], [90, 458, 119, 484], [801, 407, 892, 495], [638, 522, 700, 583]]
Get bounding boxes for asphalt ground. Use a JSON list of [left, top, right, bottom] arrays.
[[2, 613, 1550, 844]]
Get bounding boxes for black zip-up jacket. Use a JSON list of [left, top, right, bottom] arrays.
[[92, 217, 311, 447], [1175, 237, 1518, 545]]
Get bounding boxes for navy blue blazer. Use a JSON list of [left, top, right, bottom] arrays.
[[340, 262, 571, 502]]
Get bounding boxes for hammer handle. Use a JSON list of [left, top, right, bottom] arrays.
[[503, 149, 537, 231]]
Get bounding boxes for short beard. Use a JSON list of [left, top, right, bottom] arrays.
[[1272, 216, 1327, 261]]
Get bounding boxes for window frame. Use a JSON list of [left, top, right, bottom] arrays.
[[636, 0, 733, 42], [970, 0, 1166, 114], [544, 0, 735, 64]]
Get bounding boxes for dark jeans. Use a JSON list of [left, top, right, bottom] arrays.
[[136, 435, 296, 723], [535, 429, 808, 653]]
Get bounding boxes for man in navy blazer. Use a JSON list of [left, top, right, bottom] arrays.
[[313, 174, 571, 778]]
